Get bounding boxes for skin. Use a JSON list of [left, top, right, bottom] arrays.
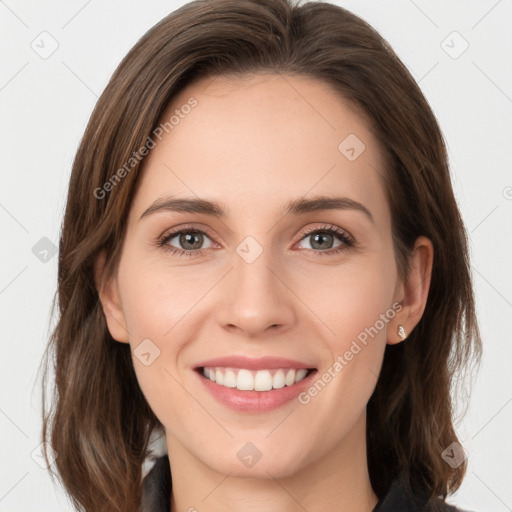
[[95, 73, 433, 512]]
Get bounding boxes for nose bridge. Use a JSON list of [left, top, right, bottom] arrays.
[[216, 235, 295, 335], [235, 246, 276, 302]]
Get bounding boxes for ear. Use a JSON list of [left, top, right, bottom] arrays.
[[389, 235, 433, 345], [94, 250, 130, 343]]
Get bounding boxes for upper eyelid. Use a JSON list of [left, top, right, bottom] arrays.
[[162, 225, 217, 243], [300, 224, 350, 237]]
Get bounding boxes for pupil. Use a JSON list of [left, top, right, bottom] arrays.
[[180, 232, 203, 250], [311, 232, 333, 250]]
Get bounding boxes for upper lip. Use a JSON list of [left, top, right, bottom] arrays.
[[194, 355, 316, 371]]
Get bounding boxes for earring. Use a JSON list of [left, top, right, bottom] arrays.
[[397, 325, 406, 340]]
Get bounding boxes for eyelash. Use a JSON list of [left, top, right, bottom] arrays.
[[154, 224, 354, 258]]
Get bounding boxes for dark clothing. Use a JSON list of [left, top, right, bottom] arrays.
[[141, 455, 469, 512], [141, 454, 172, 512], [371, 474, 466, 512]]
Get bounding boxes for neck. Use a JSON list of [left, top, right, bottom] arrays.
[[166, 411, 378, 512]]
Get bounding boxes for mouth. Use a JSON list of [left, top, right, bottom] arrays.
[[192, 355, 318, 412], [195, 366, 317, 392]]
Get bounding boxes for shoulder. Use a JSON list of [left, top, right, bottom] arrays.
[[374, 476, 474, 512]]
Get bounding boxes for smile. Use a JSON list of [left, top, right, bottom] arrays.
[[200, 367, 313, 391]]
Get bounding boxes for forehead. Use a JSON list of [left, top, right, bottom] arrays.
[[130, 73, 390, 227]]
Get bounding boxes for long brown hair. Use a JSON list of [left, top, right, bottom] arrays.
[[39, 0, 482, 510]]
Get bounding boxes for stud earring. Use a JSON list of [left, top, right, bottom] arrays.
[[397, 325, 406, 340]]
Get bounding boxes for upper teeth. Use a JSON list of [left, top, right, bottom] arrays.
[[202, 367, 309, 391]]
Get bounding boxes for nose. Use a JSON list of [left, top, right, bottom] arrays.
[[215, 245, 297, 338]]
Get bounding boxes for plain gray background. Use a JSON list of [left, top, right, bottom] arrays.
[[1, 0, 511, 510]]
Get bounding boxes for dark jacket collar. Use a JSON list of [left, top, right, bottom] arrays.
[[141, 455, 466, 512]]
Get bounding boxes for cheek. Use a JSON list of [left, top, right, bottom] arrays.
[[115, 253, 227, 422], [293, 249, 397, 349], [118, 253, 215, 340], [293, 249, 396, 413]]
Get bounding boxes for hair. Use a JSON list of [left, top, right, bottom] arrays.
[[38, 0, 482, 510]]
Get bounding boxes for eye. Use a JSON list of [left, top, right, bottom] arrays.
[[154, 223, 354, 258], [295, 225, 354, 257], [156, 227, 214, 257]]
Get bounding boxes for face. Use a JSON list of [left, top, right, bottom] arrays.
[[98, 73, 413, 479]]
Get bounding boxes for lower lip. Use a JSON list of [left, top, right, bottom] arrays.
[[195, 369, 317, 413]]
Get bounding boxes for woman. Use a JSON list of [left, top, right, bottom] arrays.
[[40, 0, 482, 511]]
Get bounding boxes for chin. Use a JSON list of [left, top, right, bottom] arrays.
[[202, 443, 310, 480]]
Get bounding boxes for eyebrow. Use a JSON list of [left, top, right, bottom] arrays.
[[139, 195, 374, 224]]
